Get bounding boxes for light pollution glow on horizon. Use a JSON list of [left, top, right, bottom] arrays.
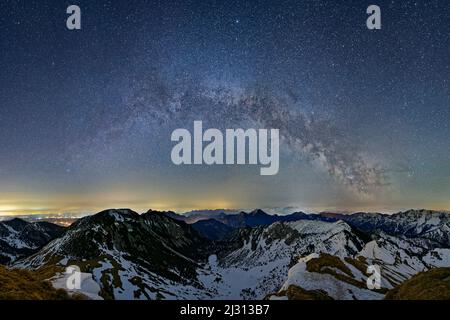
[[1, 189, 450, 217]]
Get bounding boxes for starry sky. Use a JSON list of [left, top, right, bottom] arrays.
[[0, 0, 449, 215]]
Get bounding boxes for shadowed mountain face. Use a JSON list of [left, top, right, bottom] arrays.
[[2, 208, 450, 300], [191, 219, 234, 241], [0, 218, 65, 264], [168, 209, 313, 234]]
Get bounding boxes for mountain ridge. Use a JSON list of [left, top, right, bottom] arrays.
[[2, 207, 450, 300]]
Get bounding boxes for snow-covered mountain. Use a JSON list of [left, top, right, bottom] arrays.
[[268, 231, 450, 300], [15, 209, 215, 299], [6, 208, 450, 300], [198, 219, 366, 299], [316, 209, 450, 246], [0, 218, 64, 264]]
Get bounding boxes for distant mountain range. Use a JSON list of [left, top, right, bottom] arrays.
[[1, 208, 450, 300], [167, 209, 450, 245]]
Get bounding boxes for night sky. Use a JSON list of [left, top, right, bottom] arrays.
[[1, 0, 449, 215]]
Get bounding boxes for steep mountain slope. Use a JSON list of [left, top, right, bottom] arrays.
[[15, 209, 215, 300], [385, 267, 450, 300], [196, 220, 367, 299], [268, 253, 385, 300], [0, 218, 65, 264]]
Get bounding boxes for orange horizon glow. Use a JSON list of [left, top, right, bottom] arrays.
[[1, 200, 449, 217]]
